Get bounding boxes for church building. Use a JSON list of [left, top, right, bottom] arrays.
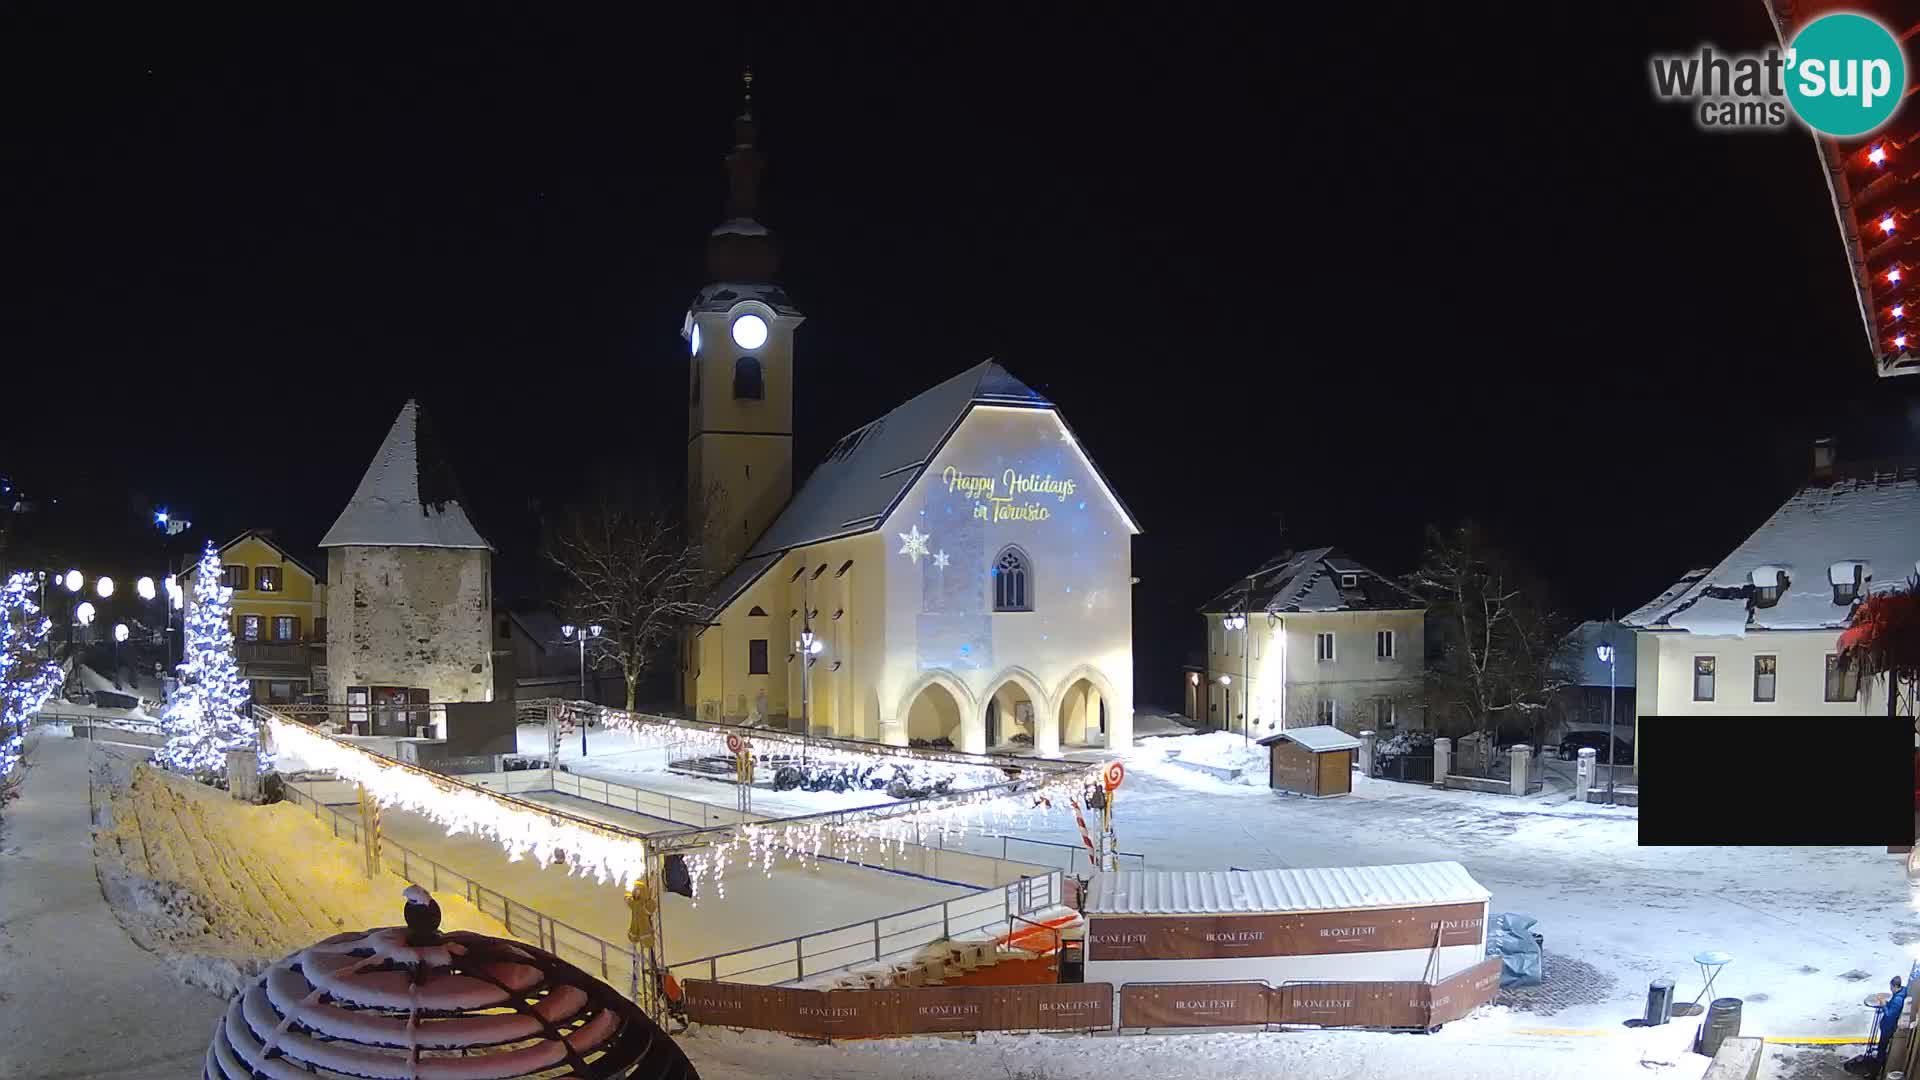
[[682, 82, 1139, 755]]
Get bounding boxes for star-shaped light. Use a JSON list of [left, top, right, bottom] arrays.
[[898, 525, 932, 563], [932, 549, 950, 569]]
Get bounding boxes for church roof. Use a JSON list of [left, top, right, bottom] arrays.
[[691, 281, 802, 316], [696, 360, 1137, 618], [319, 400, 493, 551]]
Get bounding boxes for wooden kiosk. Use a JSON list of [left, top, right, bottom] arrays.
[[1258, 724, 1361, 797]]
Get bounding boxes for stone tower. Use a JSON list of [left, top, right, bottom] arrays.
[[685, 70, 805, 575], [320, 400, 495, 712]]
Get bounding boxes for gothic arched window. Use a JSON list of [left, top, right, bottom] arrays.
[[733, 355, 764, 400], [993, 546, 1032, 612]]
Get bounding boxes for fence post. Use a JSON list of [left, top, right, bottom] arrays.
[[943, 902, 951, 940], [874, 920, 882, 961], [796, 938, 805, 980]]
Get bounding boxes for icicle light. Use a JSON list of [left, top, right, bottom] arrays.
[[268, 718, 652, 889]]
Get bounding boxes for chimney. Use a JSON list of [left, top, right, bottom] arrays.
[[1811, 437, 1836, 482]]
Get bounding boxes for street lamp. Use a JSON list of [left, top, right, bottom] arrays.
[[63, 570, 82, 593], [96, 576, 113, 599], [560, 623, 602, 757], [1595, 639, 1618, 805], [136, 576, 156, 601], [797, 626, 824, 761]]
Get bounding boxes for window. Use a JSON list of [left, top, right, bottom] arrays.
[[1376, 629, 1395, 660], [239, 614, 263, 642], [1340, 573, 1358, 588], [314, 617, 327, 642], [1210, 621, 1222, 655], [1317, 698, 1337, 725], [222, 564, 247, 590], [255, 566, 281, 592], [1692, 656, 1715, 701], [1753, 655, 1777, 702], [748, 639, 769, 675], [273, 616, 298, 642], [993, 546, 1031, 611], [747, 606, 768, 617], [1316, 632, 1336, 662], [1833, 563, 1864, 606], [733, 356, 764, 400], [1375, 697, 1397, 728], [1826, 654, 1861, 702]]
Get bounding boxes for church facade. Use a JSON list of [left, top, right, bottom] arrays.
[[681, 84, 1138, 755]]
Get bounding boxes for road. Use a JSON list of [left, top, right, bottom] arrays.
[[0, 734, 225, 1080]]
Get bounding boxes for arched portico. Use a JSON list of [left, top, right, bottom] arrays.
[[1052, 664, 1122, 751], [980, 667, 1050, 754], [894, 669, 979, 750]]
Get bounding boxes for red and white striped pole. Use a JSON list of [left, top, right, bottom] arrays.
[[1070, 797, 1098, 862]]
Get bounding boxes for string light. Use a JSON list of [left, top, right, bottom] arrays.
[[1, 572, 65, 777], [1891, 268, 1903, 285], [1894, 305, 1905, 319], [1871, 145, 1888, 165], [269, 717, 654, 888], [1883, 216, 1898, 235], [1897, 335, 1909, 350]]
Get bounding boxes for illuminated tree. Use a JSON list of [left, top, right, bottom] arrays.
[[1, 570, 64, 793], [158, 541, 261, 779]]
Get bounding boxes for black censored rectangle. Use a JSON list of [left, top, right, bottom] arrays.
[[1637, 716, 1913, 846]]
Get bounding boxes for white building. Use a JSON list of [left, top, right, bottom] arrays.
[[1623, 445, 1919, 739], [1190, 548, 1426, 737], [681, 90, 1140, 755], [320, 400, 495, 732]]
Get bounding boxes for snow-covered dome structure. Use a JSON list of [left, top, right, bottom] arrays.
[[204, 888, 697, 1079]]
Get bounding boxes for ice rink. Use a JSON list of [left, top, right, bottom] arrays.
[[305, 780, 979, 976]]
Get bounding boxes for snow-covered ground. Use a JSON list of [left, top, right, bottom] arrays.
[[524, 723, 1916, 1040]]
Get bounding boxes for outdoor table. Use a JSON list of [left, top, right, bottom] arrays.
[[1867, 992, 1892, 1040], [1690, 950, 1732, 1008]]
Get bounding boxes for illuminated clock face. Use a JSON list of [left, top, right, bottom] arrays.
[[690, 323, 702, 357], [731, 313, 769, 351]]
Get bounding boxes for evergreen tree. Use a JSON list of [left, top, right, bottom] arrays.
[[1, 571, 64, 785], [158, 541, 261, 778]]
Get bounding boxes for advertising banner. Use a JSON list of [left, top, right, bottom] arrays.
[[1087, 903, 1487, 961]]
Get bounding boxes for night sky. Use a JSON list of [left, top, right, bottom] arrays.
[[5, 4, 1919, 709]]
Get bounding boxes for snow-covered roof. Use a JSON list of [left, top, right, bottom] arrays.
[[691, 281, 801, 317], [319, 400, 493, 551], [1560, 620, 1635, 688], [1085, 861, 1490, 916], [1256, 724, 1361, 752], [1202, 547, 1420, 615], [697, 360, 1141, 618], [1623, 462, 1920, 636]]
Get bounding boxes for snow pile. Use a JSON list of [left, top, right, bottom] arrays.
[[91, 759, 518, 998], [1122, 730, 1270, 790]]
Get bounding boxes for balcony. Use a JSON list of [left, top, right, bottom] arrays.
[[235, 642, 311, 666]]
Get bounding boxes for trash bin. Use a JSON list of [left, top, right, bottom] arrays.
[[1645, 978, 1675, 1026], [1697, 997, 1742, 1057]]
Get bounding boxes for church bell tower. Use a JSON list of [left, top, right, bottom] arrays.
[[685, 70, 804, 575]]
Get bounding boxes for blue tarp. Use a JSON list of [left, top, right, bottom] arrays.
[[1486, 912, 1542, 988]]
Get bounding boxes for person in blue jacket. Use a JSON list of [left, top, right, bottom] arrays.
[[1878, 975, 1908, 1063]]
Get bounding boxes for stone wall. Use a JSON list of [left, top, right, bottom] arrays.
[[326, 545, 492, 702]]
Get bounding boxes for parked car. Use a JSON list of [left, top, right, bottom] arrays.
[[1559, 730, 1633, 763]]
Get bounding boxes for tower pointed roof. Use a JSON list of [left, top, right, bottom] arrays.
[[319, 400, 492, 550], [706, 68, 779, 283]]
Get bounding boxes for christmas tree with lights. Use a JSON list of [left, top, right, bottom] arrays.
[[1, 571, 64, 784], [158, 540, 262, 778]]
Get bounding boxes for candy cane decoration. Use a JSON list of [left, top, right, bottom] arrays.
[[1070, 798, 1098, 859]]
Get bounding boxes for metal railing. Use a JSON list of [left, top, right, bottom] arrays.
[[998, 834, 1146, 875], [278, 780, 655, 1012], [551, 770, 765, 829], [665, 870, 1059, 986]]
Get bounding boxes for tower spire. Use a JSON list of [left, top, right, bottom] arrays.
[[709, 66, 777, 281]]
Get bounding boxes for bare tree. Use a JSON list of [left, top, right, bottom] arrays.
[[543, 477, 712, 711], [1405, 522, 1575, 747]]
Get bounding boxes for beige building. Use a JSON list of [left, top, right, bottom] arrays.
[[681, 94, 1140, 755], [1191, 548, 1427, 737], [320, 400, 495, 733], [1623, 447, 1918, 745]]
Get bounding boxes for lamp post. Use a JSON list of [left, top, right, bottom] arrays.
[[1224, 610, 1249, 745], [797, 625, 823, 763], [1596, 638, 1618, 806], [62, 569, 83, 651], [560, 623, 602, 757]]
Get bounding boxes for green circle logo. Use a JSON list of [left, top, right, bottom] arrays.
[[1786, 13, 1907, 136]]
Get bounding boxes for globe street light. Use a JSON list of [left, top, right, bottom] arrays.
[[63, 570, 83, 593], [96, 576, 114, 599], [1595, 639, 1618, 805], [75, 601, 95, 627], [559, 623, 603, 757], [136, 577, 156, 601], [797, 627, 824, 762]]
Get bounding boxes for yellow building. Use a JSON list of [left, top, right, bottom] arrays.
[[1194, 548, 1427, 737], [680, 91, 1140, 755], [179, 529, 327, 704]]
